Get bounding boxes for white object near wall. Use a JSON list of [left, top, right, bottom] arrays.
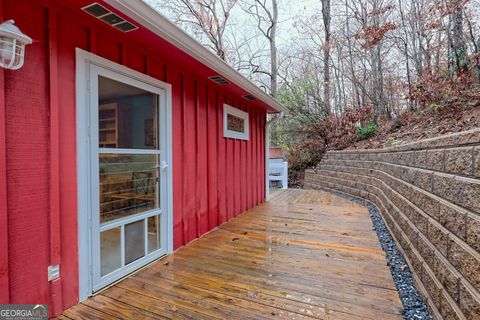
[[268, 158, 288, 189]]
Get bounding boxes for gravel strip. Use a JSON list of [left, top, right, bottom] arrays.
[[319, 188, 431, 320]]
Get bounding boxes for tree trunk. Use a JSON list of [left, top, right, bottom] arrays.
[[270, 0, 278, 96], [452, 0, 466, 72], [398, 0, 414, 111], [321, 0, 331, 113], [345, 0, 360, 107], [465, 11, 480, 82]]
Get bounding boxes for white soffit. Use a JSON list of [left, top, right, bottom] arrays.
[[104, 0, 286, 113]]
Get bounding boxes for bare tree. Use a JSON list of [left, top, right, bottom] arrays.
[[241, 0, 279, 95], [150, 0, 238, 61], [149, 0, 480, 119]]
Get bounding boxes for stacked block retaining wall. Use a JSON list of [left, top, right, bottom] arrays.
[[304, 129, 480, 320]]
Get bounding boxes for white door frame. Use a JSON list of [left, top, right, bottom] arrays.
[[75, 48, 173, 301]]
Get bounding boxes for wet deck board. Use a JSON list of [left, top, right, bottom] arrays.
[[59, 189, 403, 319]]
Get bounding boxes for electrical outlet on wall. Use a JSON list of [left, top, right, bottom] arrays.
[[48, 265, 60, 281]]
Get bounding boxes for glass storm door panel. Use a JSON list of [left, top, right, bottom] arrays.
[[90, 66, 168, 291]]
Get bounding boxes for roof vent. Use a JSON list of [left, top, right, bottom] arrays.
[[243, 95, 256, 101], [82, 3, 109, 17], [208, 75, 229, 85], [114, 21, 138, 32], [100, 12, 124, 25], [82, 3, 138, 32]]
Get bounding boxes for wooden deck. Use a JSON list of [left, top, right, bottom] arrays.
[[59, 189, 403, 319]]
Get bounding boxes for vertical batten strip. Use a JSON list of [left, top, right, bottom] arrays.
[[203, 84, 210, 229], [251, 109, 257, 205], [88, 28, 97, 54], [255, 110, 261, 204], [183, 75, 197, 242], [0, 0, 10, 304], [193, 79, 200, 237], [217, 93, 226, 224], [261, 113, 266, 201], [235, 102, 241, 215], [47, 6, 63, 316], [244, 105, 249, 209], [250, 106, 255, 207], [226, 97, 234, 219], [258, 113, 262, 201], [120, 43, 127, 66], [180, 73, 188, 244], [233, 109, 240, 216], [169, 66, 184, 248], [206, 84, 218, 230]]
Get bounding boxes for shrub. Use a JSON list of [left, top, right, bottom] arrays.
[[287, 137, 326, 187], [356, 123, 377, 141], [284, 105, 374, 187], [408, 63, 479, 109], [322, 105, 374, 150]]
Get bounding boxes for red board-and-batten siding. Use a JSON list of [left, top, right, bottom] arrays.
[[0, 0, 267, 314]]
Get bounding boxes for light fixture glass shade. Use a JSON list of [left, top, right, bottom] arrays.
[[0, 20, 32, 70]]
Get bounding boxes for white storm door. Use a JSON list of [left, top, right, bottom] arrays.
[[88, 65, 168, 291]]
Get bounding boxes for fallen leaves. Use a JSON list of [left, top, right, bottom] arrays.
[[350, 104, 480, 150]]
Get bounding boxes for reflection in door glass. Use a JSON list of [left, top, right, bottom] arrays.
[[99, 154, 159, 223], [98, 76, 158, 149]]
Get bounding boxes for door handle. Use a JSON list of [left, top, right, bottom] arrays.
[[161, 161, 168, 172]]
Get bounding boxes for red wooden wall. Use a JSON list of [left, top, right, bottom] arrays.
[[0, 0, 267, 316]]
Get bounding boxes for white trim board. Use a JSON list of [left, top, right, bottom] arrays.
[[104, 0, 286, 113], [75, 48, 174, 301]]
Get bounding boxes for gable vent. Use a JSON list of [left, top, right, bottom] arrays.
[[82, 3, 138, 32], [243, 95, 256, 101], [208, 75, 230, 85]]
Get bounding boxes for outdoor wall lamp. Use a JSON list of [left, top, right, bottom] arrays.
[[0, 20, 32, 70]]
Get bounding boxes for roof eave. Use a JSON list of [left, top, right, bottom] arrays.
[[104, 0, 286, 113]]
